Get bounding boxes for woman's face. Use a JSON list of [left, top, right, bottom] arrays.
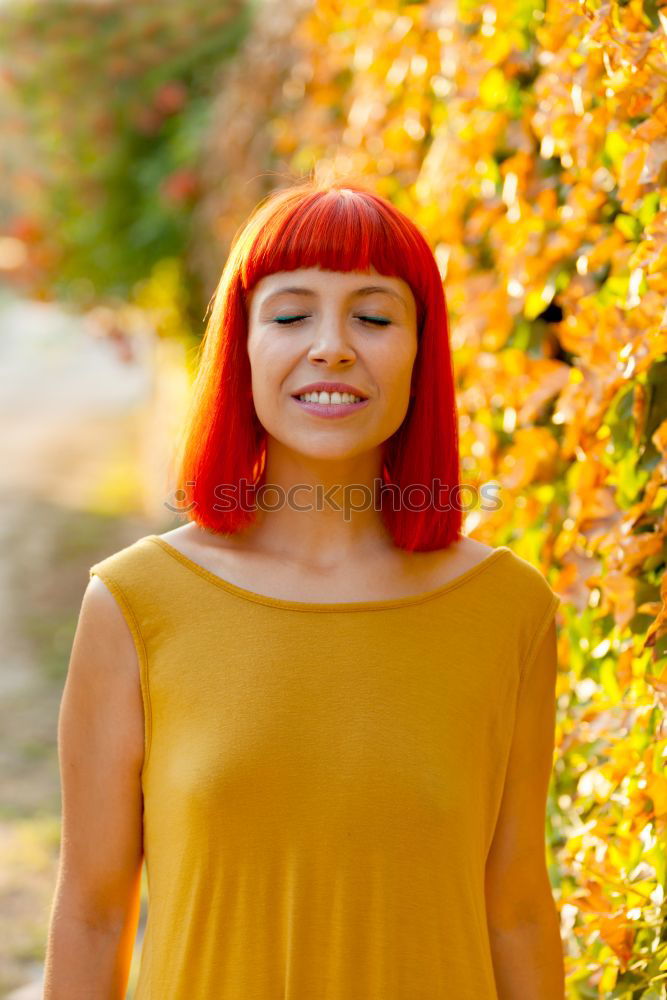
[[245, 266, 418, 462]]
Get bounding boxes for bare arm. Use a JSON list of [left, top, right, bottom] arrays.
[[485, 616, 566, 999], [43, 575, 146, 1000]]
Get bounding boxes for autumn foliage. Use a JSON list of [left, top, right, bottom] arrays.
[[0, 0, 249, 312]]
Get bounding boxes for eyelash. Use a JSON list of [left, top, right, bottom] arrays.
[[273, 315, 391, 327]]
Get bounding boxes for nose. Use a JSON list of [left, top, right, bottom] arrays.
[[306, 318, 357, 367]]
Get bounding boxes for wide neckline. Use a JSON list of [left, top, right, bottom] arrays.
[[147, 535, 513, 613]]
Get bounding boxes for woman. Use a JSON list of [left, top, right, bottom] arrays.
[[45, 179, 565, 998]]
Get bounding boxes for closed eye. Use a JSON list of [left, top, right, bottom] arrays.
[[359, 316, 391, 327], [273, 315, 308, 325], [274, 315, 391, 327]]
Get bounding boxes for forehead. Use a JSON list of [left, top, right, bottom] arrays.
[[249, 267, 414, 309]]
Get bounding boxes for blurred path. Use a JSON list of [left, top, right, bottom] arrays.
[[0, 293, 152, 692], [0, 291, 153, 998]]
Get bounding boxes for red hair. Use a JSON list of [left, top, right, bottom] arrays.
[[173, 178, 462, 552]]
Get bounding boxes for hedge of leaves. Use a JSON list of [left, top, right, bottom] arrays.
[[196, 0, 667, 995], [0, 0, 252, 326]]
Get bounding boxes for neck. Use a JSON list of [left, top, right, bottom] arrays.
[[234, 441, 394, 567]]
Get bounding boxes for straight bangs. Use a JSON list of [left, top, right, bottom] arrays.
[[173, 180, 462, 552], [238, 186, 427, 334]]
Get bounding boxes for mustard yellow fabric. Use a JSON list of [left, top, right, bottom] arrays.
[[89, 534, 560, 1000]]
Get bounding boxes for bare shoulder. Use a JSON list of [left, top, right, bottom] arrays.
[[445, 535, 496, 566], [156, 521, 214, 547], [81, 574, 142, 662], [153, 521, 245, 569], [155, 521, 240, 554], [425, 535, 497, 582], [372, 535, 501, 593]]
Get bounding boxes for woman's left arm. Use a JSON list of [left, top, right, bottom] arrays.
[[484, 615, 566, 1000]]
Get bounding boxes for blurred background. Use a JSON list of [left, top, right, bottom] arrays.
[[1, 0, 666, 996]]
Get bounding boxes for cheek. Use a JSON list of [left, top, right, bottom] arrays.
[[248, 338, 278, 379], [373, 345, 417, 396], [248, 342, 294, 405]]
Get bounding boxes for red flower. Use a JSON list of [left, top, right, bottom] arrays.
[[154, 81, 188, 114], [161, 168, 200, 203]]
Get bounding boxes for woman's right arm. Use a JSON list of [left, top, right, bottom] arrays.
[[43, 575, 146, 1000]]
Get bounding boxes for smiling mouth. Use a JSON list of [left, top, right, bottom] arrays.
[[291, 391, 368, 404], [290, 393, 370, 416]]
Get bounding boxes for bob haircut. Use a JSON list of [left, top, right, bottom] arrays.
[[173, 178, 462, 552]]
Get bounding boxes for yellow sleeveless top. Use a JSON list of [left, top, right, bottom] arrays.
[[89, 534, 560, 1000]]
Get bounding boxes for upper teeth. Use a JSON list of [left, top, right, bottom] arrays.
[[297, 391, 364, 404]]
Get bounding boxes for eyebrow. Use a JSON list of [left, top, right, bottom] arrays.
[[260, 285, 407, 310]]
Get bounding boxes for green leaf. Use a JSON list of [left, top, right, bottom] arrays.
[[614, 213, 642, 240]]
